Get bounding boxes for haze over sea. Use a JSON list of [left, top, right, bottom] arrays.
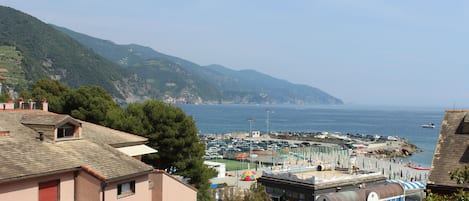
[[179, 104, 447, 168]]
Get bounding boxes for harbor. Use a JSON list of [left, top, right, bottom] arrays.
[[205, 132, 429, 190], [207, 133, 429, 200], [183, 104, 441, 167], [188, 104, 442, 200], [203, 130, 425, 169]]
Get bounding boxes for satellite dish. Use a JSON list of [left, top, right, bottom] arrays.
[[367, 192, 379, 201]]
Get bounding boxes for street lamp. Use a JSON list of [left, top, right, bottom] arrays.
[[266, 109, 272, 135], [266, 109, 275, 168], [248, 117, 253, 169]]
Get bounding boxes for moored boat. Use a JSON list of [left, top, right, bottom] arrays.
[[406, 163, 431, 170], [421, 122, 435, 128]]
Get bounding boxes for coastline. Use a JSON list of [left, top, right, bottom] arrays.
[[205, 131, 420, 160]]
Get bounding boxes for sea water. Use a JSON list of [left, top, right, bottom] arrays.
[[178, 104, 446, 167]]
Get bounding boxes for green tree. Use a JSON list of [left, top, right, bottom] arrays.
[[426, 165, 469, 201], [61, 86, 120, 124], [0, 93, 8, 102], [243, 184, 272, 201], [30, 78, 69, 112], [106, 100, 216, 201], [221, 184, 271, 201], [450, 165, 469, 185]]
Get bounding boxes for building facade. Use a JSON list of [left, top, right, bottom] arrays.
[[0, 100, 196, 201], [258, 167, 392, 201]]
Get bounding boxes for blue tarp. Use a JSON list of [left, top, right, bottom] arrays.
[[210, 183, 226, 189]]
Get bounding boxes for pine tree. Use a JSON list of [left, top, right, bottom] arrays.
[[108, 100, 217, 201]]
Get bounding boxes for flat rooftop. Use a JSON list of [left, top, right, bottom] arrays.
[[261, 166, 385, 188]]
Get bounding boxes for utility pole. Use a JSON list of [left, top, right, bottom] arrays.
[[266, 109, 274, 168], [248, 117, 253, 170]]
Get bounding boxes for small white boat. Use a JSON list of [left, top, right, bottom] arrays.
[[421, 122, 435, 128]]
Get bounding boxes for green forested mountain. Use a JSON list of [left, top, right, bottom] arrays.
[[203, 64, 343, 104], [54, 26, 343, 105], [0, 5, 342, 105], [53, 25, 224, 103], [0, 6, 134, 100]]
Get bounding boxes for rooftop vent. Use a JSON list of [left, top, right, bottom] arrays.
[[0, 126, 9, 137], [37, 131, 44, 141]]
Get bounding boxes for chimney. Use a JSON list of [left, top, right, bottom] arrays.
[[29, 101, 36, 110], [18, 98, 24, 109], [38, 131, 44, 141], [4, 98, 13, 110], [42, 98, 48, 112]]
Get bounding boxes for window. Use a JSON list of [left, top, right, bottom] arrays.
[[57, 124, 74, 138], [117, 181, 135, 198], [39, 180, 59, 201]]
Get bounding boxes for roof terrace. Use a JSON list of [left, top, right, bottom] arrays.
[[260, 166, 385, 189]]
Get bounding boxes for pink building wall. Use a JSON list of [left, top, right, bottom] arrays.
[[0, 171, 75, 201], [104, 174, 151, 201], [150, 171, 197, 201], [0, 170, 153, 201], [151, 173, 163, 201], [76, 170, 101, 201]]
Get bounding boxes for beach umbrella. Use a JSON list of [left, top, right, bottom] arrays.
[[235, 153, 249, 169], [241, 170, 258, 181], [235, 153, 248, 160]]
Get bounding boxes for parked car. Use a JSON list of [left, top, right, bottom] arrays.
[[210, 153, 223, 159]]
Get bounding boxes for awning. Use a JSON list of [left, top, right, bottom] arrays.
[[387, 179, 426, 190], [117, 144, 157, 156]]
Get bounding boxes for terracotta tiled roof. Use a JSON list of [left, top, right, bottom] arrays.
[[80, 121, 147, 147], [0, 110, 153, 183], [427, 110, 469, 192], [21, 114, 74, 126]]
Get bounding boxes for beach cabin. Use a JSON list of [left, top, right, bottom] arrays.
[[316, 183, 405, 201]]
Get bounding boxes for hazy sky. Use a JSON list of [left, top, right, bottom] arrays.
[[2, 0, 469, 107]]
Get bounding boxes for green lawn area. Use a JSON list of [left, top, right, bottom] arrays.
[[207, 159, 257, 171]]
